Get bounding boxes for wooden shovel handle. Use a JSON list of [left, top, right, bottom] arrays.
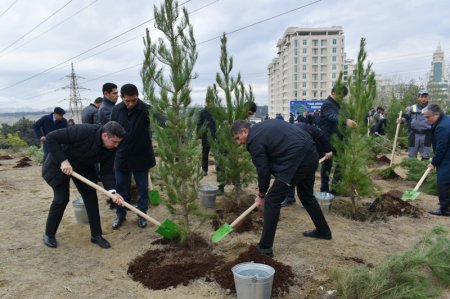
[[71, 171, 161, 227], [319, 156, 327, 164], [230, 202, 258, 228], [390, 111, 402, 166], [413, 167, 431, 192]]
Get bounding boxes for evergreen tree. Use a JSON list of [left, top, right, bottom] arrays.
[[141, 0, 201, 242], [208, 34, 255, 204], [333, 38, 377, 216]]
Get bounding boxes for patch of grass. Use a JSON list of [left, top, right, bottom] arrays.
[[333, 226, 450, 298]]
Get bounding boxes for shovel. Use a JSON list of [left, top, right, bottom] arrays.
[[212, 202, 258, 243], [401, 167, 431, 201], [390, 111, 402, 166], [148, 173, 160, 206], [71, 171, 179, 239]]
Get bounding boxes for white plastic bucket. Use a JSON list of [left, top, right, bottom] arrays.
[[314, 192, 335, 214], [232, 262, 275, 299], [199, 184, 218, 209], [72, 197, 89, 224]]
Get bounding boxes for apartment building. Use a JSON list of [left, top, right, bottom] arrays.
[[268, 26, 346, 119], [427, 43, 449, 105]]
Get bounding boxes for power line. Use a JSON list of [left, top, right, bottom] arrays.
[[0, 0, 73, 54], [0, 0, 100, 59], [198, 0, 322, 45], [0, 0, 19, 18]]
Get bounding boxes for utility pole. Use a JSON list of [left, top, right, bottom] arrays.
[[62, 63, 88, 124]]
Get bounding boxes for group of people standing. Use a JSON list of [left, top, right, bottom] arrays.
[[34, 83, 156, 249]]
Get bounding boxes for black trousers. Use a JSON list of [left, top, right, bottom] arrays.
[[259, 150, 331, 250], [201, 142, 210, 173], [45, 171, 102, 238], [437, 182, 450, 212]]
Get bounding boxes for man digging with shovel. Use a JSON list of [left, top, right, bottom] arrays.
[[422, 104, 450, 216], [42, 121, 126, 249], [231, 119, 332, 257]]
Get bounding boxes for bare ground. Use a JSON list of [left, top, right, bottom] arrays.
[[0, 155, 449, 298]]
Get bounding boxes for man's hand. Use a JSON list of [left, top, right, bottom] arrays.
[[40, 136, 46, 142], [60, 159, 73, 175], [346, 119, 358, 127], [427, 163, 435, 170], [109, 190, 125, 206], [324, 152, 333, 160], [255, 195, 265, 207]]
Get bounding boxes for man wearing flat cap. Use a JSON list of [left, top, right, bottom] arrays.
[[33, 107, 68, 161], [398, 89, 432, 160]]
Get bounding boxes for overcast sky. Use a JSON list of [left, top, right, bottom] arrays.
[[0, 0, 448, 111]]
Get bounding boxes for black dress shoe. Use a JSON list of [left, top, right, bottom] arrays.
[[112, 217, 124, 230], [428, 209, 450, 217], [43, 234, 57, 248], [303, 229, 332, 240], [90, 236, 111, 249], [137, 217, 147, 228]]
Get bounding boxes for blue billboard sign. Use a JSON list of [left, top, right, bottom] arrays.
[[290, 100, 325, 115]]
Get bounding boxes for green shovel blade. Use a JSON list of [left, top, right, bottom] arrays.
[[211, 223, 233, 243], [148, 190, 160, 206], [401, 190, 421, 201], [155, 218, 179, 239]]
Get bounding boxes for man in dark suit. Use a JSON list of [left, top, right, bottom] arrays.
[[231, 119, 332, 257], [42, 121, 126, 249], [422, 104, 450, 216], [319, 86, 357, 193], [110, 84, 157, 229], [33, 107, 68, 160]]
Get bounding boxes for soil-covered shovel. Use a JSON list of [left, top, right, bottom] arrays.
[[71, 171, 179, 239], [148, 173, 160, 206], [212, 202, 258, 243], [401, 167, 431, 201]]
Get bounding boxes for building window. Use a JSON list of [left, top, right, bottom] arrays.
[[302, 73, 307, 79], [302, 82, 307, 88], [313, 91, 317, 98], [332, 56, 337, 62], [321, 48, 326, 55], [332, 47, 337, 53], [294, 48, 298, 56], [294, 82, 297, 89], [312, 65, 318, 72], [312, 48, 318, 55], [321, 39, 327, 46], [332, 39, 337, 45], [332, 73, 337, 79], [302, 48, 307, 54], [302, 90, 307, 97], [294, 91, 298, 98], [302, 65, 307, 71], [302, 56, 307, 63], [312, 74, 318, 80], [302, 39, 307, 46], [321, 56, 327, 63], [294, 57, 298, 64], [312, 82, 318, 89], [320, 65, 326, 71], [312, 39, 318, 46], [320, 73, 326, 80], [294, 74, 298, 81], [294, 39, 298, 47], [312, 57, 318, 63], [332, 64, 337, 70]]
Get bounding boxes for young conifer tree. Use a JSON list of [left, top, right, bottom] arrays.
[[208, 33, 256, 204], [333, 38, 377, 216], [141, 0, 201, 241]]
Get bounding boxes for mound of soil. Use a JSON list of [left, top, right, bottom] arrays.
[[331, 190, 422, 221], [0, 155, 13, 160], [368, 190, 422, 218], [13, 161, 31, 168], [212, 208, 263, 234], [372, 169, 401, 180], [128, 234, 223, 290], [374, 155, 391, 165], [212, 245, 295, 298], [18, 157, 32, 162]]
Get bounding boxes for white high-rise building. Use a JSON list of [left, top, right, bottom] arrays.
[[268, 26, 346, 119]]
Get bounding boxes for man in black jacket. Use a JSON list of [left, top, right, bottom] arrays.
[[110, 84, 156, 229], [231, 119, 332, 257], [319, 86, 357, 193], [42, 121, 126, 249]]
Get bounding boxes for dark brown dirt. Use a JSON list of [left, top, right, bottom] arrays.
[[212, 245, 295, 298], [18, 157, 32, 162], [212, 207, 263, 233], [128, 234, 223, 290], [13, 161, 31, 168], [0, 155, 13, 160], [331, 190, 423, 221], [374, 155, 391, 165]]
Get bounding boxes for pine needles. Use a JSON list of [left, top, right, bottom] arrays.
[[333, 226, 450, 299]]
